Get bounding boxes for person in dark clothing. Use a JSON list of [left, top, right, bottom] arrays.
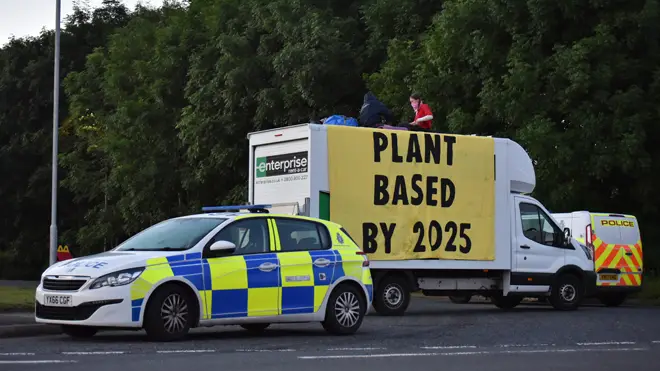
[[359, 91, 394, 127]]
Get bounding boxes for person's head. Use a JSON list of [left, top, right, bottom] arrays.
[[409, 93, 422, 110]]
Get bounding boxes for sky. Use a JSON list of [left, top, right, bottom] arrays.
[[0, 0, 165, 47]]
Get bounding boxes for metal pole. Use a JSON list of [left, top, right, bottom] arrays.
[[49, 0, 61, 266]]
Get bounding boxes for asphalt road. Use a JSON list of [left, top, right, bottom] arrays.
[[2, 297, 660, 371]]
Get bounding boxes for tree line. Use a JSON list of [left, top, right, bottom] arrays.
[[1, 0, 659, 279]]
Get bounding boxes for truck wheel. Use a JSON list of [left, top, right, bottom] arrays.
[[449, 295, 472, 304], [322, 283, 366, 335], [549, 274, 583, 311], [598, 293, 627, 307], [144, 284, 194, 341], [373, 275, 410, 316], [491, 294, 522, 310], [61, 325, 98, 339]]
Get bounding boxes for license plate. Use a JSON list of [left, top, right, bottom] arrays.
[[43, 294, 73, 307], [599, 274, 618, 281]]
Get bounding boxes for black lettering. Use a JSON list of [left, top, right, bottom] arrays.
[[429, 220, 443, 251], [406, 134, 423, 163], [459, 223, 472, 254], [392, 175, 409, 205], [441, 178, 456, 207], [362, 223, 378, 253], [373, 132, 388, 162], [410, 174, 423, 205], [380, 223, 396, 254], [391, 133, 403, 163], [413, 221, 425, 252], [445, 221, 458, 252], [426, 176, 438, 206], [374, 175, 389, 205], [424, 133, 441, 164], [444, 135, 456, 166]]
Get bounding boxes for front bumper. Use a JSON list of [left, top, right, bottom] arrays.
[[583, 270, 598, 297], [34, 284, 140, 327]]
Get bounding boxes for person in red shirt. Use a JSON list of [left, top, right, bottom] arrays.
[[404, 93, 433, 131]]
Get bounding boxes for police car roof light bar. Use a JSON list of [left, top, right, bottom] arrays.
[[201, 204, 271, 213]]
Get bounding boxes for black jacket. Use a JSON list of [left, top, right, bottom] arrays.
[[359, 92, 394, 127]]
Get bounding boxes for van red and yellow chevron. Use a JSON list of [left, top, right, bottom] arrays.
[[593, 234, 643, 287]]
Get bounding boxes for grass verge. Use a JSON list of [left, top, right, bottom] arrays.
[[634, 276, 660, 305], [0, 286, 35, 312]]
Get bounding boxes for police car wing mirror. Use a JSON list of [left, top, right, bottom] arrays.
[[210, 240, 236, 252]]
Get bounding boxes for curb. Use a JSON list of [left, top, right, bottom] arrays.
[[0, 323, 62, 338]]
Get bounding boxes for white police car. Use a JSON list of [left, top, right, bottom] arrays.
[[35, 205, 373, 341]]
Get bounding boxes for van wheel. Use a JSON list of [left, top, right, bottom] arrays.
[[322, 284, 366, 335], [549, 274, 583, 311], [599, 293, 627, 307], [144, 284, 193, 341], [373, 275, 410, 316], [449, 294, 472, 304], [491, 294, 522, 310], [61, 325, 97, 339], [240, 323, 270, 333]]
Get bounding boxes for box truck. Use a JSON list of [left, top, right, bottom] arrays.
[[552, 211, 643, 307], [247, 124, 595, 315]]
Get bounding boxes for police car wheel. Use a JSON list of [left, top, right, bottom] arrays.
[[61, 325, 98, 339], [144, 284, 193, 341], [549, 274, 583, 311], [322, 284, 366, 335], [240, 323, 270, 333]]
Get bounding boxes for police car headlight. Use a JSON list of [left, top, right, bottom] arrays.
[[89, 268, 144, 290]]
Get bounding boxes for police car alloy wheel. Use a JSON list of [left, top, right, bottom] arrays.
[[322, 284, 366, 335], [144, 284, 194, 341]]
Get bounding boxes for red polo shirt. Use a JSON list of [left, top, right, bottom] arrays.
[[414, 103, 433, 129]]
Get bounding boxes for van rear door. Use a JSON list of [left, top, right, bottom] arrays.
[[591, 213, 643, 287]]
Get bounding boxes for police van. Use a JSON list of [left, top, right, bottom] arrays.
[[552, 211, 643, 306]]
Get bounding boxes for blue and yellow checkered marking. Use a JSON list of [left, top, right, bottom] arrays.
[[128, 218, 372, 323]]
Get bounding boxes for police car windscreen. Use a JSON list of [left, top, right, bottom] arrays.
[[593, 215, 640, 245]]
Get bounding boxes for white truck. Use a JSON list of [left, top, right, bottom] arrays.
[[247, 124, 595, 314]]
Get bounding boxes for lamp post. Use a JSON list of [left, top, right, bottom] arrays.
[[49, 0, 61, 266]]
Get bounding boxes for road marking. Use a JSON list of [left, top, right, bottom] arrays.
[[327, 347, 386, 351], [156, 350, 216, 354], [652, 341, 660, 344], [0, 353, 35, 356], [0, 360, 77, 364], [496, 344, 551, 348], [297, 347, 647, 360], [62, 351, 126, 355], [236, 349, 296, 352], [420, 345, 477, 350], [576, 341, 636, 346]]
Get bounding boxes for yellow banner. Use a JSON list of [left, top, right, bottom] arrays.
[[327, 126, 495, 261]]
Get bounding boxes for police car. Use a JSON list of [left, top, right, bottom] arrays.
[[35, 205, 373, 341]]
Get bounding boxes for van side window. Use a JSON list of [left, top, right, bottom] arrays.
[[273, 218, 331, 252], [520, 203, 562, 247]]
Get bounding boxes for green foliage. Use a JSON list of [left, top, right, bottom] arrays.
[[2, 0, 660, 277]]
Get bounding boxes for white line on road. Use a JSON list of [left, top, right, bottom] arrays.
[[652, 341, 660, 344], [297, 347, 648, 360], [62, 351, 126, 355], [496, 344, 552, 348], [420, 345, 477, 350], [0, 353, 35, 356], [327, 347, 386, 351], [0, 360, 78, 364], [235, 349, 296, 352], [576, 341, 636, 346], [156, 350, 216, 354]]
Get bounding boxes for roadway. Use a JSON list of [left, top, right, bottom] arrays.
[[1, 297, 659, 370]]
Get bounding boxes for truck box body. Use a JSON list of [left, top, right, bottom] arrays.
[[249, 124, 537, 271], [248, 124, 595, 314]]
